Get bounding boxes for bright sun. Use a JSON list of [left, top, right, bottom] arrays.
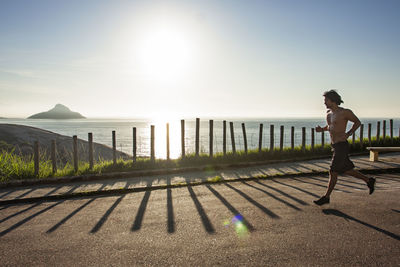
[[137, 26, 194, 82]]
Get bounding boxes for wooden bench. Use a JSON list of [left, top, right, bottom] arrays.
[[366, 147, 400, 162]]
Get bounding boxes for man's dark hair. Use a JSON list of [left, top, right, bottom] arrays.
[[323, 90, 344, 105]]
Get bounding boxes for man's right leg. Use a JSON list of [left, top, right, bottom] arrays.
[[314, 170, 338, 205], [325, 170, 338, 198]]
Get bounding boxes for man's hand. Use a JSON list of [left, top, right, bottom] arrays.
[[345, 131, 352, 139], [316, 126, 324, 132]]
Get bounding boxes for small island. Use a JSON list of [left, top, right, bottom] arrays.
[[28, 104, 86, 119]]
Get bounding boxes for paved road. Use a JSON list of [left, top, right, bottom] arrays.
[[0, 173, 399, 266]]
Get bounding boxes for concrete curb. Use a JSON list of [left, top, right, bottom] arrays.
[[0, 152, 372, 189], [1, 166, 399, 206]]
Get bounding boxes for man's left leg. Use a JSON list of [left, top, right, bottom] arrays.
[[344, 169, 376, 194]]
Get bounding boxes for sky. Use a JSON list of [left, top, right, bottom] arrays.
[[0, 0, 399, 119]]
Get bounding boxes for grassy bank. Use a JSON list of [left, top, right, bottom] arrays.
[[1, 137, 399, 182]]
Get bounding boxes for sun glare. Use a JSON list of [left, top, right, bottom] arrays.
[[137, 25, 194, 82]]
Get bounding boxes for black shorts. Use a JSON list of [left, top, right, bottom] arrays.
[[330, 141, 355, 174]]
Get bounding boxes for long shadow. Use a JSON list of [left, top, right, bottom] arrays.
[[322, 209, 400, 241], [46, 184, 107, 233], [43, 185, 64, 196], [0, 189, 16, 199], [0, 200, 64, 237], [131, 181, 152, 231], [0, 185, 79, 223], [308, 176, 365, 190], [0, 202, 42, 224], [15, 188, 37, 199], [90, 181, 133, 234], [368, 175, 400, 183], [254, 180, 308, 205], [58, 184, 81, 196], [286, 166, 309, 174], [167, 178, 175, 233], [292, 163, 316, 172], [271, 179, 320, 198], [186, 185, 215, 234], [291, 177, 352, 193], [46, 198, 97, 233], [242, 181, 301, 211], [354, 158, 400, 170], [275, 167, 290, 175], [206, 184, 255, 231], [366, 159, 400, 168], [224, 183, 280, 219], [90, 195, 125, 233], [311, 162, 331, 170]]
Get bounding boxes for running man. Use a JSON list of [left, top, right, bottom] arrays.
[[313, 90, 376, 205]]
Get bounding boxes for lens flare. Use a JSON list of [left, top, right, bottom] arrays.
[[223, 214, 249, 238]]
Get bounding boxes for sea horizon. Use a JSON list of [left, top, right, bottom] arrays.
[[1, 117, 398, 159]]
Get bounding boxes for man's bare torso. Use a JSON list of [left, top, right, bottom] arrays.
[[327, 107, 350, 144]]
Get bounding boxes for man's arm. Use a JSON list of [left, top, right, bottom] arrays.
[[316, 113, 330, 132], [316, 125, 328, 132], [345, 109, 361, 138]]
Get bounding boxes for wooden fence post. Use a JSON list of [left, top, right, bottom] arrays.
[[368, 123, 372, 145], [132, 127, 137, 163], [383, 120, 386, 143], [223, 120, 227, 155], [209, 120, 214, 157], [73, 135, 78, 172], [321, 131, 325, 147], [280, 125, 284, 151], [150, 125, 155, 161], [377, 121, 381, 141], [311, 128, 315, 150], [230, 122, 236, 154], [88, 133, 93, 169], [242, 123, 248, 154], [390, 119, 393, 143], [270, 125, 274, 151], [360, 124, 364, 147], [302, 127, 306, 151], [291, 126, 295, 150], [181, 120, 185, 158], [112, 131, 116, 165], [352, 132, 356, 144], [258, 123, 263, 153], [166, 123, 170, 160], [51, 140, 57, 173], [195, 118, 200, 156], [34, 141, 39, 176]]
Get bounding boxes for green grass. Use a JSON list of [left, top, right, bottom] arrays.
[[1, 136, 399, 182]]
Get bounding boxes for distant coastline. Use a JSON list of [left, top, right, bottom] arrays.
[[28, 104, 86, 120]]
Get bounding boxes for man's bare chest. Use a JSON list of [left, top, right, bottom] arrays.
[[329, 112, 348, 130]]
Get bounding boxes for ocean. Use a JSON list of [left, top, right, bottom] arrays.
[[1, 118, 398, 159]]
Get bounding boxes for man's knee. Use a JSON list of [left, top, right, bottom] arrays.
[[329, 170, 338, 176]]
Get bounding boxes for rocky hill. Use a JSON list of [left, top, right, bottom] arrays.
[[0, 124, 130, 163], [28, 104, 86, 119]]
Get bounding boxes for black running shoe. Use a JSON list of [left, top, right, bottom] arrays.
[[367, 177, 376, 195], [313, 196, 330, 206]]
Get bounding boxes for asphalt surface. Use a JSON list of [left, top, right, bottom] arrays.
[[0, 172, 399, 266]]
